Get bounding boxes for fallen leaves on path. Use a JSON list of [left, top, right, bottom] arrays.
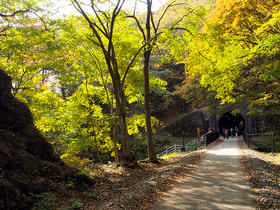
[[82, 150, 205, 209], [77, 139, 224, 209], [239, 140, 280, 209], [69, 138, 279, 210]]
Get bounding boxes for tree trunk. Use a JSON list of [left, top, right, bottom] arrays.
[[143, 0, 158, 163], [112, 73, 137, 167], [94, 133, 102, 163], [144, 48, 158, 163], [71, 0, 137, 167], [112, 117, 119, 164]]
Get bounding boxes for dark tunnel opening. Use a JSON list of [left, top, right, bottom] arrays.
[[219, 112, 245, 135]]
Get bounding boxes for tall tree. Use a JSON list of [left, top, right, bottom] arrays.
[[143, 0, 159, 163], [127, 0, 160, 163], [127, 0, 203, 162], [70, 0, 140, 167]]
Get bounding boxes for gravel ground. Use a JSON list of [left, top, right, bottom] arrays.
[[239, 138, 280, 209], [154, 137, 256, 210]]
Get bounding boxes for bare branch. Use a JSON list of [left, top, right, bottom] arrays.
[[133, 0, 137, 16], [263, 81, 280, 101], [30, 11, 49, 31], [197, 47, 214, 63], [87, 37, 102, 48], [0, 28, 6, 35], [122, 44, 145, 85], [126, 15, 146, 41], [171, 27, 194, 36], [146, 0, 152, 40], [91, 4, 109, 37], [150, 10, 157, 34], [0, 9, 30, 18], [84, 46, 113, 107], [0, 9, 28, 36], [71, 0, 108, 57], [156, 1, 187, 29], [121, 32, 162, 85], [13, 65, 28, 96], [169, 9, 194, 31]]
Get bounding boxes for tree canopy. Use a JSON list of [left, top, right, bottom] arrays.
[[2, 0, 280, 171], [171, 0, 280, 119]]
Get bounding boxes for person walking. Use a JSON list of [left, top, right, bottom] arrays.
[[230, 128, 234, 138], [222, 128, 226, 139], [225, 129, 229, 139], [235, 127, 239, 138]]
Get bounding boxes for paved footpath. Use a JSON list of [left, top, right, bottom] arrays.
[[154, 137, 256, 210]]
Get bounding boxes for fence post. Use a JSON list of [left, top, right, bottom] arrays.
[[182, 132, 186, 152], [248, 133, 250, 148], [247, 133, 249, 148], [272, 133, 275, 152], [182, 132, 185, 146], [197, 128, 200, 148]]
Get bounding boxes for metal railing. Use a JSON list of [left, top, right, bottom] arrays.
[[156, 144, 183, 157], [185, 131, 210, 147], [157, 131, 212, 158], [243, 132, 276, 152]]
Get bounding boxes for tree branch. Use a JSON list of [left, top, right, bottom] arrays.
[[156, 0, 178, 29], [91, 3, 109, 38], [0, 10, 30, 18], [169, 9, 194, 31], [84, 46, 113, 108], [197, 47, 214, 63], [121, 33, 162, 85], [87, 37, 103, 48], [171, 27, 194, 36], [126, 15, 146, 41], [108, 0, 125, 73], [71, 0, 108, 59], [30, 11, 49, 31]]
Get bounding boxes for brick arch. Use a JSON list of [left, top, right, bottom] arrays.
[[208, 108, 258, 135]]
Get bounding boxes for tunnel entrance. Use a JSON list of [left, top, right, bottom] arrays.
[[219, 112, 245, 135]]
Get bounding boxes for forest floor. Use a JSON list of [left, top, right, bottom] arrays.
[[53, 138, 280, 209], [60, 141, 211, 209], [239, 139, 280, 209]]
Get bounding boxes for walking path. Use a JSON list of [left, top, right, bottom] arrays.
[[154, 137, 256, 210]]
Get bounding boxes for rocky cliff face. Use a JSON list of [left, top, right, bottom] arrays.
[[0, 69, 58, 162], [0, 69, 92, 209]]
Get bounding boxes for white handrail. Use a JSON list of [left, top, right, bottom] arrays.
[[185, 131, 210, 147], [157, 144, 183, 157], [157, 131, 212, 158]]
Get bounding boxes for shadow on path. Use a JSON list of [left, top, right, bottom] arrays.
[[154, 138, 256, 210]]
